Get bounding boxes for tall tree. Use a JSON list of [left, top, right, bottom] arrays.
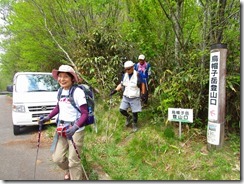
[[209, 0, 227, 43]]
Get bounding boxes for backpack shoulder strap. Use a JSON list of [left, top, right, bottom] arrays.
[[135, 63, 139, 70], [146, 62, 150, 70], [69, 85, 81, 113], [57, 87, 63, 101]]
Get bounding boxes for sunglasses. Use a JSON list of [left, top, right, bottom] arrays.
[[125, 67, 133, 71]]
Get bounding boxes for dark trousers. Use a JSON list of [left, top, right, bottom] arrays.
[[119, 109, 138, 123]]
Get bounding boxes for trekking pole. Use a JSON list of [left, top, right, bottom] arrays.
[[109, 96, 112, 108], [144, 78, 149, 105], [70, 138, 89, 180], [145, 78, 149, 92], [34, 123, 42, 180], [105, 96, 113, 141]]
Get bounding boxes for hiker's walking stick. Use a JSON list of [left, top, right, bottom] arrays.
[[34, 123, 42, 180], [70, 138, 89, 180]]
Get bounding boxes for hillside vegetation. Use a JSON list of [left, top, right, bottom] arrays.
[[0, 0, 240, 180], [46, 96, 240, 180], [44, 95, 241, 182]]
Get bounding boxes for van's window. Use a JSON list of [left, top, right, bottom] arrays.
[[15, 74, 60, 92]]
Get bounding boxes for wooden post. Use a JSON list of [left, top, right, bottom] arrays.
[[179, 121, 182, 139], [207, 43, 227, 150]]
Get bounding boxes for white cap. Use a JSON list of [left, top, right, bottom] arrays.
[[124, 60, 134, 68], [138, 54, 145, 60]]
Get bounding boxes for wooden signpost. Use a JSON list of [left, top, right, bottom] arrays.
[[207, 43, 227, 150]]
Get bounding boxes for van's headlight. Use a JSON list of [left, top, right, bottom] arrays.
[[13, 105, 26, 113]]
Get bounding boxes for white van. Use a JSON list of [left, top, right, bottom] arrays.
[[7, 72, 59, 135]]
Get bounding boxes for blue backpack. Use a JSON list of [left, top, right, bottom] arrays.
[[57, 84, 95, 127]]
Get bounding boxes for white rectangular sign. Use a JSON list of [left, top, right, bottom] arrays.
[[207, 122, 220, 145], [208, 51, 220, 121], [168, 108, 193, 123]]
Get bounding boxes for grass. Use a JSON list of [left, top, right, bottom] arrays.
[[46, 96, 241, 180]]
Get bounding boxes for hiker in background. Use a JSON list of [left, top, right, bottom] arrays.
[[39, 65, 88, 180], [110, 60, 146, 132], [134, 54, 151, 105]]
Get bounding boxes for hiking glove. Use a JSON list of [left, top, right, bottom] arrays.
[[66, 124, 79, 140], [110, 89, 117, 97], [39, 116, 50, 125]]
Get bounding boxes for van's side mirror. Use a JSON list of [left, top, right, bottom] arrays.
[[7, 85, 13, 92]]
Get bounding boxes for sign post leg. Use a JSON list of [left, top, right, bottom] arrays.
[[179, 121, 181, 139]]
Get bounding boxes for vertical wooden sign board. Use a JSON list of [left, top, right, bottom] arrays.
[[207, 43, 227, 150]]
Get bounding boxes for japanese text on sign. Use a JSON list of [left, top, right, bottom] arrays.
[[208, 52, 220, 121], [168, 108, 193, 123]]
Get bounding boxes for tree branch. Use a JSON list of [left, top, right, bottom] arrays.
[[29, 0, 99, 93]]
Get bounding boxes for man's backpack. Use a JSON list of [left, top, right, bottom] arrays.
[[57, 84, 95, 127]]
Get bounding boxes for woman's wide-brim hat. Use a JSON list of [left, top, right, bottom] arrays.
[[52, 65, 78, 83]]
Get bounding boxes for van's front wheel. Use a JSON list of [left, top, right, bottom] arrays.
[[13, 125, 21, 135]]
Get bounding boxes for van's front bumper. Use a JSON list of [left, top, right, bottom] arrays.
[[12, 104, 57, 126]]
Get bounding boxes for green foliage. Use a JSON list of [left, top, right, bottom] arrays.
[[73, 29, 130, 91], [163, 125, 175, 139], [227, 133, 240, 154], [43, 96, 240, 180], [225, 74, 240, 132], [153, 66, 208, 125], [0, 0, 63, 87], [44, 125, 56, 139], [0, 0, 241, 180], [80, 98, 240, 180], [0, 0, 240, 133], [122, 0, 172, 59]]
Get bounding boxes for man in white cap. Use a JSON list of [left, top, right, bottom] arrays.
[[110, 61, 146, 132], [134, 54, 151, 105]]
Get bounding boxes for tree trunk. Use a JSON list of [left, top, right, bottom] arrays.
[[174, 0, 183, 67], [210, 0, 227, 44]]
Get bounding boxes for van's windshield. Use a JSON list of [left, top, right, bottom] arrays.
[[15, 74, 60, 92]]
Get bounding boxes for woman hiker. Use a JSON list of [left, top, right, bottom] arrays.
[[39, 65, 88, 180]]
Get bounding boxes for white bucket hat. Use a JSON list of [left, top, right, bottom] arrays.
[[52, 65, 78, 82], [138, 54, 145, 60], [124, 60, 135, 68]]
